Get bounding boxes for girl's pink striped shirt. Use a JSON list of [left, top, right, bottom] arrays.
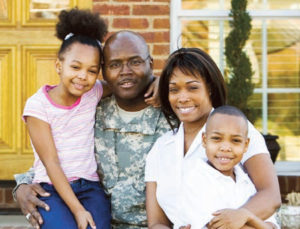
[[23, 80, 103, 183]]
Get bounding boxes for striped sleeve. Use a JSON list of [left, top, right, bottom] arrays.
[[23, 93, 49, 124]]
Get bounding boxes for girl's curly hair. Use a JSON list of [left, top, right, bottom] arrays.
[[56, 8, 108, 60]]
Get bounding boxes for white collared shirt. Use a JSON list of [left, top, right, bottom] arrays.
[[145, 121, 273, 228]]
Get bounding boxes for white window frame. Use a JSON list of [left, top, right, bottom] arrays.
[[170, 0, 300, 174]]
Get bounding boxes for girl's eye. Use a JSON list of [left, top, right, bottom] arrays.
[[71, 66, 80, 70], [211, 136, 220, 141], [233, 139, 242, 143], [89, 70, 97, 74]]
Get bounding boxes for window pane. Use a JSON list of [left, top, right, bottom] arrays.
[[30, 0, 70, 19], [267, 93, 300, 161], [268, 20, 300, 88], [0, 0, 7, 19], [182, 0, 228, 10]]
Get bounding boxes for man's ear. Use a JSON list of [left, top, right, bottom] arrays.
[[55, 59, 62, 74], [149, 56, 154, 70]]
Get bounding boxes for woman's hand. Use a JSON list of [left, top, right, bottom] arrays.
[[208, 208, 249, 229], [74, 209, 96, 229], [144, 77, 160, 107], [16, 183, 50, 229]]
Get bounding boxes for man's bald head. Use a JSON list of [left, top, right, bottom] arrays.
[[103, 31, 149, 60]]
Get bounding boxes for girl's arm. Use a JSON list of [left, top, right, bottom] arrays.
[[26, 116, 95, 229], [243, 153, 281, 219], [146, 182, 171, 229]]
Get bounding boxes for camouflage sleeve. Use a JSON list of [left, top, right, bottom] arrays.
[[12, 168, 35, 201]]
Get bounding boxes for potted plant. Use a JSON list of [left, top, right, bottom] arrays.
[[225, 0, 280, 162], [280, 192, 300, 228]]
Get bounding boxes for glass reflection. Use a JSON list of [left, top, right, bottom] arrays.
[[0, 0, 7, 19], [30, 0, 70, 19]]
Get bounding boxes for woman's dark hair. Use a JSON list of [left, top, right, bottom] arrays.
[[56, 8, 108, 64], [159, 47, 227, 131]]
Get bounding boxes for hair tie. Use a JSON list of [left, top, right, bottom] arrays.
[[64, 33, 74, 40]]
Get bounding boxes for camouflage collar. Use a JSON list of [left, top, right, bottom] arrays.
[[98, 96, 162, 135]]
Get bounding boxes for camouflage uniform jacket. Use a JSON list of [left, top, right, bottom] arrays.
[[94, 96, 169, 229]]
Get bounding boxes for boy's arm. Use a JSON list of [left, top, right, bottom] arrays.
[[26, 116, 95, 228]]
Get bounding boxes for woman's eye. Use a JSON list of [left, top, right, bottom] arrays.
[[189, 86, 199, 90], [169, 88, 178, 93]]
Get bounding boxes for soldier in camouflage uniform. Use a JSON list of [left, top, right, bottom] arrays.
[[13, 31, 170, 229]]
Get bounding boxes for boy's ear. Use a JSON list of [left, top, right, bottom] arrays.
[[202, 132, 207, 147], [55, 59, 62, 74], [244, 138, 250, 153]]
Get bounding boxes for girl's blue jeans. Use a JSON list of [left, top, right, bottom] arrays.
[[37, 178, 111, 229]]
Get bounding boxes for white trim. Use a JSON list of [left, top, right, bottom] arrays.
[[262, 19, 268, 135], [275, 161, 300, 176], [170, 0, 181, 52], [176, 10, 300, 19], [254, 88, 300, 93]]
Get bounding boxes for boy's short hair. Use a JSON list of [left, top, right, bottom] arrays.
[[207, 105, 248, 133]]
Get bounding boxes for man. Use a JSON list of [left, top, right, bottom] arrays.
[[13, 31, 170, 229]]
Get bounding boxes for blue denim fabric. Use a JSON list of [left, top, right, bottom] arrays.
[[38, 179, 111, 229]]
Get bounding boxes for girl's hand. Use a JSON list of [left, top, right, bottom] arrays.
[[144, 77, 160, 107], [74, 210, 96, 229], [209, 208, 248, 229]]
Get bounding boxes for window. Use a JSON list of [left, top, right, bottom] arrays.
[[171, 0, 300, 162]]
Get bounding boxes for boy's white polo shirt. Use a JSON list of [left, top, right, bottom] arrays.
[[145, 120, 270, 228]]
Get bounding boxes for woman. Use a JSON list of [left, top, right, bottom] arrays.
[[145, 48, 281, 229]]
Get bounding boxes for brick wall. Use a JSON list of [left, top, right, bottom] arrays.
[[0, 181, 20, 214], [92, 0, 171, 75]]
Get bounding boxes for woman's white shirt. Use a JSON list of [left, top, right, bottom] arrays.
[[145, 121, 270, 228]]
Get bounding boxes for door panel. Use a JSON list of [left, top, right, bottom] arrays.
[[0, 0, 92, 179]]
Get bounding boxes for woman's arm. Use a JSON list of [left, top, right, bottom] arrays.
[[26, 117, 95, 228], [146, 182, 171, 229], [243, 154, 281, 219]]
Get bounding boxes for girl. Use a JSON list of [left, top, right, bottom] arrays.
[[23, 9, 111, 229], [145, 48, 281, 229]]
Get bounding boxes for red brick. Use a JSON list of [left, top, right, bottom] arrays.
[[133, 5, 169, 15], [113, 18, 149, 29], [5, 188, 14, 204], [154, 18, 170, 29], [153, 58, 167, 70], [153, 44, 169, 55], [93, 4, 130, 15], [141, 32, 170, 43]]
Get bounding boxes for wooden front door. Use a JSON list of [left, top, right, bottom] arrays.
[[0, 0, 92, 179]]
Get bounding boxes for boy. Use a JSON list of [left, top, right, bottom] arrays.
[[177, 105, 278, 229]]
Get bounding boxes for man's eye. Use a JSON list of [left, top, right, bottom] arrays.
[[130, 59, 143, 66], [109, 62, 121, 69]]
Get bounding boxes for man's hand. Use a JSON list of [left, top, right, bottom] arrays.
[[16, 183, 50, 229], [208, 208, 249, 229], [144, 77, 160, 107]]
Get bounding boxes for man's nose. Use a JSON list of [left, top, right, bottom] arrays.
[[120, 62, 132, 74]]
